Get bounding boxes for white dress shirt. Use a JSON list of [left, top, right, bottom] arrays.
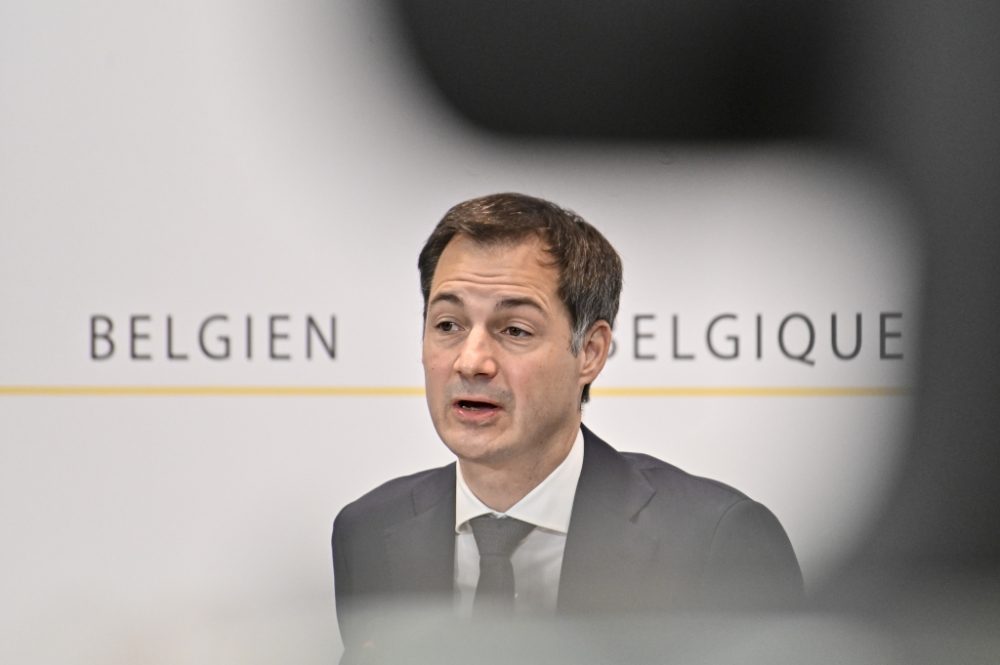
[[454, 428, 584, 615]]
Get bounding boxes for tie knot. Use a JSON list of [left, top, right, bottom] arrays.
[[469, 515, 535, 557]]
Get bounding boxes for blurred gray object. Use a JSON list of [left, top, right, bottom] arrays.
[[387, 0, 1000, 661]]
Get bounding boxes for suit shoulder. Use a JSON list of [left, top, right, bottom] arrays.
[[335, 463, 454, 530], [620, 450, 752, 510], [582, 426, 754, 513]]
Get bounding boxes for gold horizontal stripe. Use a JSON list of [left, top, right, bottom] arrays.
[[0, 385, 423, 397], [594, 386, 909, 397], [0, 385, 909, 398]]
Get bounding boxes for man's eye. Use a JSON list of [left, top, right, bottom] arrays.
[[435, 321, 460, 332], [503, 326, 531, 338]]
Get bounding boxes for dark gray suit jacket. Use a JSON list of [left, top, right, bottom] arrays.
[[332, 426, 802, 655]]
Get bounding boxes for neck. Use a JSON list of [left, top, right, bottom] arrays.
[[459, 425, 578, 512]]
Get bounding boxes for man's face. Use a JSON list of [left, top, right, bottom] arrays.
[[422, 234, 596, 470]]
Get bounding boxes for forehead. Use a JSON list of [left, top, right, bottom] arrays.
[[430, 234, 560, 299]]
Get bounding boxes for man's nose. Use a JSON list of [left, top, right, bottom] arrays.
[[454, 328, 498, 379]]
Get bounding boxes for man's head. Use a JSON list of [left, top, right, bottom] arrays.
[[418, 193, 623, 403], [418, 193, 622, 478]]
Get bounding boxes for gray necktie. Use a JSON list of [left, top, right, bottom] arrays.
[[469, 515, 535, 614]]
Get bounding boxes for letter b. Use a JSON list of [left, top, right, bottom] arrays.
[[90, 315, 115, 360]]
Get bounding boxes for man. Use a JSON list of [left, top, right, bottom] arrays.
[[332, 193, 802, 660]]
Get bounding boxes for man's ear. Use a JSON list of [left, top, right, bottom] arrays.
[[579, 320, 613, 386]]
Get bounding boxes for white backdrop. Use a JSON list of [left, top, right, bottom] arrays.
[[0, 2, 919, 662]]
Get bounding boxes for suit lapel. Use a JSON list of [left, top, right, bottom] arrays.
[[378, 430, 659, 608], [558, 426, 660, 613], [384, 465, 457, 596]]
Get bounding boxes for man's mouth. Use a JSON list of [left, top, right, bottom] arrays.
[[455, 399, 499, 411]]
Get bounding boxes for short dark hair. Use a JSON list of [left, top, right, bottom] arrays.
[[418, 192, 622, 403]]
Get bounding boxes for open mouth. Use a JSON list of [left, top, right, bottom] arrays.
[[455, 399, 499, 411]]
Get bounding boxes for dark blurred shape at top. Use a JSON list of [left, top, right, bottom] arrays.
[[391, 0, 833, 140], [386, 0, 1000, 652]]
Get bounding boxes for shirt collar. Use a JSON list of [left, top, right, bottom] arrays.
[[455, 427, 584, 535]]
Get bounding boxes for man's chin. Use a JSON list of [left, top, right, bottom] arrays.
[[440, 431, 513, 467]]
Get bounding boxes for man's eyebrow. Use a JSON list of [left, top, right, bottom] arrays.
[[495, 296, 545, 314]]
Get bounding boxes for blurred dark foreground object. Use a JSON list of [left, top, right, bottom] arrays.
[[340, 595, 1000, 665], [382, 0, 1000, 662], [391, 0, 833, 140]]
